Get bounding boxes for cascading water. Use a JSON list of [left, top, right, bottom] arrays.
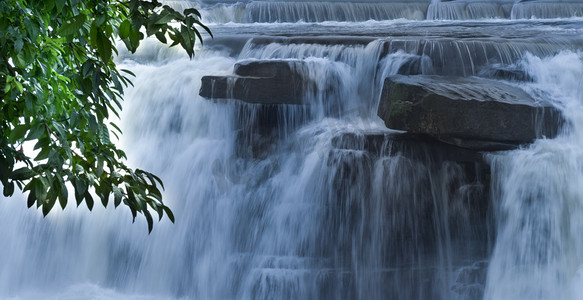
[[484, 52, 583, 300], [1, 1, 583, 299]]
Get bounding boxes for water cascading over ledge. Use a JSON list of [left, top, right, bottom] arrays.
[[179, 0, 583, 23], [1, 0, 583, 299]]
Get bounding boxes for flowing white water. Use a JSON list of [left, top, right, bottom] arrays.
[[1, 2, 583, 300], [191, 0, 583, 23], [485, 51, 583, 300]]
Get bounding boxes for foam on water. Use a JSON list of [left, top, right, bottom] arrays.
[[192, 0, 583, 24], [485, 51, 583, 300], [1, 3, 583, 299]]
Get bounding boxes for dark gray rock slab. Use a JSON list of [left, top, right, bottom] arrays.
[[377, 75, 563, 150], [199, 60, 313, 104]]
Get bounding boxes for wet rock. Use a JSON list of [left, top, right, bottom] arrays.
[[479, 65, 533, 82], [247, 36, 375, 47], [199, 60, 314, 104], [199, 61, 304, 104], [396, 55, 432, 76], [234, 60, 299, 78], [330, 132, 484, 163], [199, 75, 303, 104], [377, 75, 563, 150], [489, 68, 532, 81]]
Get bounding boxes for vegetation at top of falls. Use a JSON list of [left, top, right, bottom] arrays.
[[0, 0, 211, 232]]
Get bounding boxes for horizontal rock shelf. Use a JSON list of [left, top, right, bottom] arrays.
[[377, 75, 563, 150], [199, 60, 313, 104]]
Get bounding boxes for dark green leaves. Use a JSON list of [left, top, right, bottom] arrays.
[[26, 123, 45, 141], [59, 14, 87, 36], [90, 23, 113, 64], [10, 167, 35, 181], [184, 8, 202, 18], [8, 124, 29, 143], [119, 19, 131, 40], [55, 0, 67, 12], [123, 2, 211, 58], [0, 0, 205, 232], [3, 181, 14, 197], [119, 20, 143, 54]]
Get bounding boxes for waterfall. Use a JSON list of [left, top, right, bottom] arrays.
[[1, 1, 583, 299], [485, 52, 583, 300], [193, 0, 583, 23]]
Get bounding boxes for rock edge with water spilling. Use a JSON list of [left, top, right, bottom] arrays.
[[378, 75, 563, 150], [199, 60, 314, 104], [200, 60, 564, 151]]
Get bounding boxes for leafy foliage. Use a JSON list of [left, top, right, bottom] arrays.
[[0, 0, 211, 232]]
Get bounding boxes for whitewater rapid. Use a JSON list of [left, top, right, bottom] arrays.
[[1, 2, 583, 299]]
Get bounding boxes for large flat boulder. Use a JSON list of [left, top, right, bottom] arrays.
[[377, 75, 563, 150], [199, 60, 313, 104]]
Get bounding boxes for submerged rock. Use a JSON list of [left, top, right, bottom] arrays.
[[378, 75, 563, 150], [396, 55, 433, 76], [478, 65, 533, 82]]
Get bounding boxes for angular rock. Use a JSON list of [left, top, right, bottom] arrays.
[[377, 75, 563, 150], [234, 60, 301, 78], [199, 60, 313, 104]]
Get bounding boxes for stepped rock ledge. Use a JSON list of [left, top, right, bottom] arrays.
[[378, 75, 563, 150], [200, 60, 564, 151]]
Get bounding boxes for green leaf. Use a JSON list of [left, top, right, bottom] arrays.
[[47, 149, 64, 169], [87, 114, 98, 134], [96, 158, 104, 177], [25, 178, 41, 208], [81, 60, 94, 78], [44, 0, 56, 11], [144, 209, 153, 233], [69, 110, 79, 127], [155, 32, 167, 44], [85, 191, 94, 211], [74, 177, 88, 205], [99, 187, 110, 208], [92, 25, 113, 64], [119, 20, 131, 39], [51, 121, 67, 141], [25, 123, 45, 141], [163, 205, 175, 223], [184, 8, 202, 18], [27, 187, 37, 208], [122, 23, 143, 53], [14, 39, 24, 53], [95, 14, 106, 27], [154, 10, 176, 25], [113, 186, 123, 207], [3, 181, 14, 196], [35, 147, 51, 161], [59, 14, 87, 36], [36, 177, 49, 206], [56, 174, 68, 209], [42, 190, 57, 216], [9, 124, 29, 143], [120, 69, 136, 77], [99, 126, 110, 144], [34, 137, 50, 151], [55, 0, 66, 11], [10, 167, 35, 181]]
